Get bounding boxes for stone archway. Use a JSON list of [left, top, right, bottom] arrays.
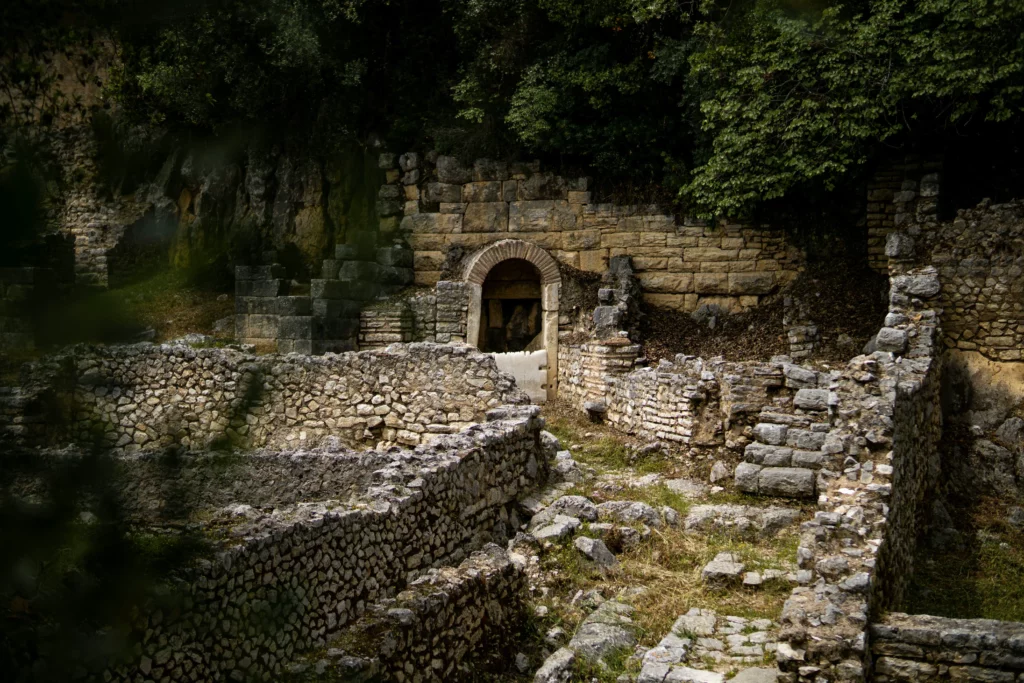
[[464, 240, 561, 401]]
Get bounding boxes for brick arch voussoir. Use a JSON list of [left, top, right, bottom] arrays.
[[464, 239, 562, 286]]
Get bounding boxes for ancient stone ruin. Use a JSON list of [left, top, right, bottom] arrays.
[[4, 152, 1024, 683]]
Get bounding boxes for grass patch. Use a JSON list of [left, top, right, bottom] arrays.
[[38, 269, 234, 345], [540, 526, 798, 650], [572, 644, 638, 681], [904, 497, 1024, 621]]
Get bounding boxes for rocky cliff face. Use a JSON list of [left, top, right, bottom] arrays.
[[48, 118, 384, 288]]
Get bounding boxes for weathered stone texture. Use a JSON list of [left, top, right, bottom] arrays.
[[6, 342, 527, 451], [871, 613, 1024, 683], [393, 154, 802, 310], [12, 406, 546, 683], [910, 199, 1024, 362]]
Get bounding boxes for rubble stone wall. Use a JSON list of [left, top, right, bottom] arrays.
[[384, 154, 803, 314], [911, 199, 1024, 362], [88, 407, 546, 683], [871, 613, 1024, 683], [776, 246, 945, 683], [328, 545, 528, 682], [866, 156, 942, 273], [9, 342, 527, 452]]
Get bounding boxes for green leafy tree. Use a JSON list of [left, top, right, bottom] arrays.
[[447, 0, 700, 183], [685, 0, 1024, 217]]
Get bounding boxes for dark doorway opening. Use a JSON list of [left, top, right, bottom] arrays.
[[479, 258, 543, 353]]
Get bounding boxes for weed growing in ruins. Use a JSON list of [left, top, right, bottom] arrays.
[[905, 497, 1024, 621], [572, 644, 637, 681]]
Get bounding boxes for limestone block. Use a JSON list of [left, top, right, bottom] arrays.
[[794, 389, 830, 411], [602, 232, 640, 248], [401, 213, 462, 234], [414, 251, 445, 271], [564, 230, 601, 250], [436, 155, 472, 184], [757, 467, 815, 498], [424, 182, 462, 204], [407, 233, 446, 251], [463, 202, 509, 233], [875, 327, 908, 353], [462, 181, 502, 203], [642, 293, 695, 310], [694, 273, 728, 294], [517, 173, 567, 200], [728, 272, 775, 295], [734, 462, 762, 493], [633, 256, 668, 271], [509, 200, 577, 232], [638, 273, 694, 294], [580, 249, 609, 273]]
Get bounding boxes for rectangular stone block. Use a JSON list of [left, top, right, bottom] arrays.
[[415, 270, 441, 286], [407, 233, 446, 251], [423, 182, 462, 204], [509, 200, 577, 232], [729, 272, 776, 295], [274, 296, 312, 316], [602, 232, 640, 248], [401, 213, 462, 234], [414, 251, 445, 271], [563, 230, 600, 250], [312, 299, 362, 319], [579, 249, 608, 273], [642, 293, 697, 310], [246, 314, 278, 338], [684, 247, 740, 262], [278, 316, 313, 340], [637, 273, 693, 293], [758, 467, 816, 498], [462, 181, 501, 203], [694, 273, 728, 294], [463, 202, 509, 233]]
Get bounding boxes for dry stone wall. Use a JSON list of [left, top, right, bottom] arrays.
[[906, 199, 1024, 362], [49, 406, 547, 683], [871, 613, 1024, 683], [8, 342, 527, 452], [384, 153, 803, 313], [867, 156, 942, 274], [773, 251, 945, 683], [307, 544, 527, 682]]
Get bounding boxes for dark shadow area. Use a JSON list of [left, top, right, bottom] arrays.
[[479, 259, 543, 353]]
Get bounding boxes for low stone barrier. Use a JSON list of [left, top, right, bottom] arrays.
[[6, 341, 527, 451], [63, 405, 547, 683], [305, 544, 527, 682], [871, 613, 1024, 683]]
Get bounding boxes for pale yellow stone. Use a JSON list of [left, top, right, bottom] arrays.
[[633, 257, 668, 271], [413, 251, 445, 271], [563, 230, 601, 250], [602, 232, 640, 248], [580, 249, 609, 273], [637, 272, 693, 293], [694, 272, 728, 294], [414, 270, 441, 286]]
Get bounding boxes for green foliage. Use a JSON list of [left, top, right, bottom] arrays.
[[684, 0, 1024, 217], [447, 0, 697, 180]]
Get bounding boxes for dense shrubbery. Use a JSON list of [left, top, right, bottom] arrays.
[[3, 0, 1023, 217]]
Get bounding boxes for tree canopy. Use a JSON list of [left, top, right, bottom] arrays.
[[3, 0, 1023, 217]]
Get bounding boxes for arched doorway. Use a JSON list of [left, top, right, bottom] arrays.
[[464, 240, 561, 402], [479, 259, 543, 353]]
